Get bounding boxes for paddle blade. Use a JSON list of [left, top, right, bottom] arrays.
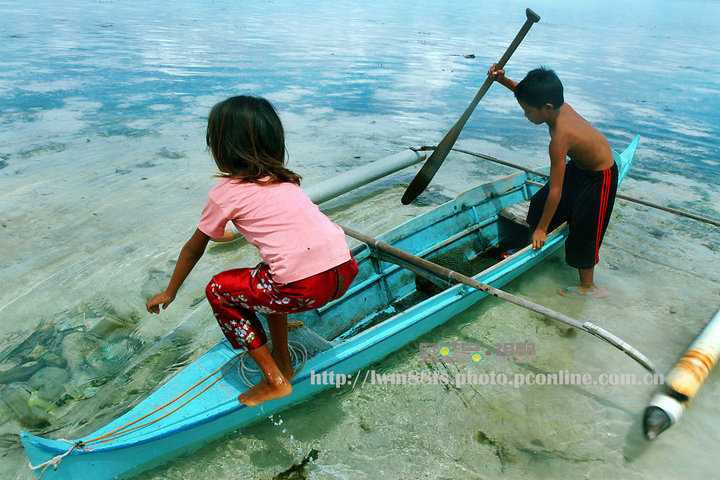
[[400, 138, 456, 205], [401, 8, 541, 205]]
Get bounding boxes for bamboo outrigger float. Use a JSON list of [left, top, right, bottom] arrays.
[[21, 137, 646, 479], [643, 307, 720, 440]]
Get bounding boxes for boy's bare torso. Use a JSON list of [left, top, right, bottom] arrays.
[[550, 104, 614, 171]]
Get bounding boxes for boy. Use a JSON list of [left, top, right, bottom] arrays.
[[488, 65, 617, 298]]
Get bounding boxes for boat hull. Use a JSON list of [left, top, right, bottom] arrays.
[[21, 136, 639, 479]]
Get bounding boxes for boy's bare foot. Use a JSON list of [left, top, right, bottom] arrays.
[[238, 376, 292, 407], [558, 285, 609, 299]]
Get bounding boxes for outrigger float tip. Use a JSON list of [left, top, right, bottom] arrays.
[[643, 307, 720, 440]]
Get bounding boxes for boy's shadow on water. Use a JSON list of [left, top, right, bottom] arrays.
[[511, 254, 590, 337]]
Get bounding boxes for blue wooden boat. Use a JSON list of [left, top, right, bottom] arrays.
[[21, 136, 639, 479]]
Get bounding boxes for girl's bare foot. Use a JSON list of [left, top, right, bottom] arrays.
[[238, 375, 292, 407]]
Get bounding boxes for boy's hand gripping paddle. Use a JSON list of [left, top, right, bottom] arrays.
[[401, 8, 540, 205]]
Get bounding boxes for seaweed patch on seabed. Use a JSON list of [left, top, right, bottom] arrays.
[[273, 449, 320, 480], [0, 299, 146, 439], [100, 125, 157, 138], [18, 143, 68, 158], [134, 161, 157, 168], [474, 430, 604, 471], [158, 147, 186, 159]]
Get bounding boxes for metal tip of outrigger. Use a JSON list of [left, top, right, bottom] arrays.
[[642, 406, 672, 441]]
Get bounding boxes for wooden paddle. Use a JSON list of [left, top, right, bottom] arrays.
[[341, 224, 656, 373], [401, 8, 540, 205]]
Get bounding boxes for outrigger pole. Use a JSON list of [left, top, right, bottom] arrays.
[[341, 225, 656, 373], [447, 147, 720, 229]]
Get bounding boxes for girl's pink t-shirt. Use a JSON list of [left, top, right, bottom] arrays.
[[198, 178, 351, 284]]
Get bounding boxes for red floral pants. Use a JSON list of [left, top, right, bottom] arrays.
[[205, 257, 358, 351]]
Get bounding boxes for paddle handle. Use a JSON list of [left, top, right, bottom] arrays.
[[497, 8, 541, 69], [401, 8, 541, 205]]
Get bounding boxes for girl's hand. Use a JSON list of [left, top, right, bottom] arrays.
[[146, 292, 176, 314], [531, 228, 547, 251], [146, 229, 209, 314], [487, 62, 506, 81]]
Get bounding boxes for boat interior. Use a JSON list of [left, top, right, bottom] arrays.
[[294, 172, 539, 345]]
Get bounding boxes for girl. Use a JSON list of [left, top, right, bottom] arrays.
[[146, 96, 358, 407]]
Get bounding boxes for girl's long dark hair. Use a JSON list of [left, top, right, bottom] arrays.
[[206, 96, 301, 185]]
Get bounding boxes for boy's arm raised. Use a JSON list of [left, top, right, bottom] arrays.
[[146, 228, 210, 313], [532, 139, 567, 250], [487, 63, 518, 91]]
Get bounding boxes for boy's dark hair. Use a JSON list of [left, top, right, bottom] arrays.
[[206, 96, 301, 185], [514, 67, 564, 110]]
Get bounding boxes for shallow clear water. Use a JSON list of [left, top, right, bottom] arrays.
[[1, 0, 719, 478]]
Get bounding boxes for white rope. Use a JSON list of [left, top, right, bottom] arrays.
[[28, 439, 82, 479], [237, 340, 308, 387]]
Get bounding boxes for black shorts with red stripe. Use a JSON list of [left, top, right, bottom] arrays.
[[526, 161, 618, 270]]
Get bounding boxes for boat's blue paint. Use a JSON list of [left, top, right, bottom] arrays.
[[21, 136, 638, 479]]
